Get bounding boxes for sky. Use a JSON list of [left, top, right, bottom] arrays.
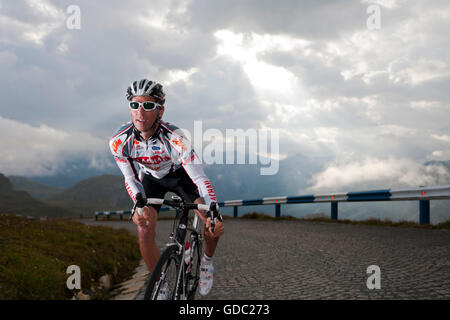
[[1, 0, 450, 207]]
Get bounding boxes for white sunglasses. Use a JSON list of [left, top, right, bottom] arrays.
[[129, 101, 161, 111]]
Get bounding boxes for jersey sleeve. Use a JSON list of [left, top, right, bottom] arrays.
[[109, 133, 146, 202], [166, 132, 218, 208]]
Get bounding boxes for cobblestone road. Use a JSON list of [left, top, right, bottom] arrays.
[[83, 219, 450, 300]]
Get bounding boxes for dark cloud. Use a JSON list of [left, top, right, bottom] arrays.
[[0, 0, 449, 209], [185, 0, 368, 40]]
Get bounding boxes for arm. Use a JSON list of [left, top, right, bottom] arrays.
[[114, 156, 146, 202], [182, 157, 218, 207], [109, 137, 146, 202]]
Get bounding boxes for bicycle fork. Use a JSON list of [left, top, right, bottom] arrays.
[[176, 217, 201, 300]]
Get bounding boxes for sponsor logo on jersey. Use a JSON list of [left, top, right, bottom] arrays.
[[135, 155, 171, 166], [133, 139, 143, 150], [112, 138, 122, 153], [125, 182, 136, 201], [173, 138, 187, 151], [152, 146, 161, 151], [203, 180, 217, 202], [114, 156, 127, 163]]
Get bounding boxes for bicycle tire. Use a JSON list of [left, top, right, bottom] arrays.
[[186, 234, 202, 300], [143, 245, 181, 300]]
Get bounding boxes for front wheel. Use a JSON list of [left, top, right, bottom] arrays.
[[144, 245, 181, 300]]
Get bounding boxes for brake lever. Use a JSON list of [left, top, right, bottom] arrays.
[[129, 201, 138, 221], [130, 193, 146, 222], [208, 202, 221, 233], [210, 210, 216, 233]]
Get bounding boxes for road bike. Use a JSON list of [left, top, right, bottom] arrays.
[[130, 195, 221, 300]]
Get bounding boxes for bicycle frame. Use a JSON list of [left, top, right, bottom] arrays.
[[150, 198, 204, 300], [134, 195, 220, 300], [171, 205, 203, 300]]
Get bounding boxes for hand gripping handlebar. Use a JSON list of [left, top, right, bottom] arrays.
[[130, 194, 222, 232]]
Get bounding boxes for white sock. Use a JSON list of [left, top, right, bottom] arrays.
[[202, 253, 213, 265]]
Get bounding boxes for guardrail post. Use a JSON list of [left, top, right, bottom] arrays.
[[95, 214, 98, 221], [275, 203, 281, 218], [419, 200, 430, 224], [331, 202, 338, 220], [233, 206, 238, 218], [119, 214, 123, 221]]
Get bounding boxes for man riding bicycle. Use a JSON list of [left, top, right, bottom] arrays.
[[109, 78, 224, 296]]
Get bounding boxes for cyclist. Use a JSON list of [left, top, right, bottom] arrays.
[[109, 79, 224, 298]]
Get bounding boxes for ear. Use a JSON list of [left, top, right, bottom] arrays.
[[158, 106, 165, 118]]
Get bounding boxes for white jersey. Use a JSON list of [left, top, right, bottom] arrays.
[[109, 120, 217, 206]]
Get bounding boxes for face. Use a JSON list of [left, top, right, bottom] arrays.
[[130, 96, 164, 134]]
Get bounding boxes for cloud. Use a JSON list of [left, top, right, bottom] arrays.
[[187, 0, 369, 40], [0, 116, 113, 176], [0, 0, 65, 46], [0, 0, 449, 208], [308, 157, 450, 192]]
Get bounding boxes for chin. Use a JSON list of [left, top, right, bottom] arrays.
[[137, 124, 152, 132]]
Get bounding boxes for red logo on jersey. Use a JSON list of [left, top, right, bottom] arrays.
[[173, 138, 187, 151], [203, 180, 217, 202], [135, 155, 171, 166], [125, 182, 135, 201], [114, 156, 127, 163], [112, 139, 122, 153]]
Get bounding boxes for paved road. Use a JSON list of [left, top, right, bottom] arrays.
[[82, 218, 450, 300]]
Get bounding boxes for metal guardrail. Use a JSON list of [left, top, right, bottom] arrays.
[[94, 185, 450, 224], [217, 185, 450, 225], [94, 207, 172, 221]]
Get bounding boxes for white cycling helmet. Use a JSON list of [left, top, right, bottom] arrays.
[[126, 78, 165, 105]]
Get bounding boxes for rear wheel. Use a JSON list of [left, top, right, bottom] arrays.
[[144, 245, 181, 300]]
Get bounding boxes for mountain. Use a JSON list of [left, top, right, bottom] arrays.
[[424, 160, 450, 170], [11, 155, 450, 222], [203, 152, 329, 201], [45, 174, 133, 216], [0, 173, 73, 218], [8, 175, 65, 200], [27, 157, 118, 188]]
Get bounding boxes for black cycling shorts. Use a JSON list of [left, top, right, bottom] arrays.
[[141, 167, 201, 213]]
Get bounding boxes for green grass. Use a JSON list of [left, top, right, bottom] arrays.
[[240, 212, 299, 221], [0, 213, 141, 300]]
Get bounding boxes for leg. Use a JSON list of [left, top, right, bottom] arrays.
[[137, 206, 160, 273], [139, 174, 168, 273]]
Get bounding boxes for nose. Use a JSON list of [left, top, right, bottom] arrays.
[[138, 106, 146, 114]]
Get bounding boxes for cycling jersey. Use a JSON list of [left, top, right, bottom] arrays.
[[109, 120, 218, 207], [141, 168, 201, 212]]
